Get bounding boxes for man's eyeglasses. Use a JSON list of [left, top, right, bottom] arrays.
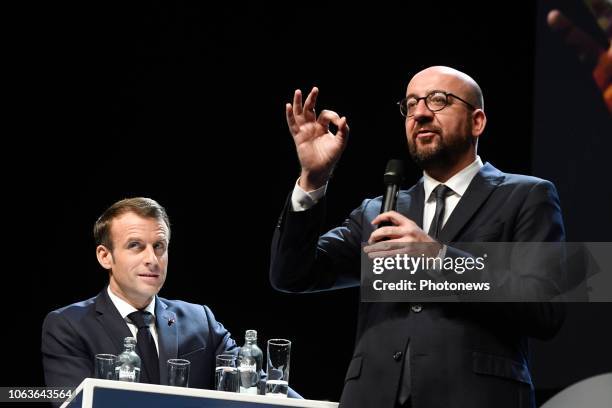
[[397, 91, 476, 117]]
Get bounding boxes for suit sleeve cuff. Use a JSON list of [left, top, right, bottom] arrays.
[[290, 178, 328, 211]]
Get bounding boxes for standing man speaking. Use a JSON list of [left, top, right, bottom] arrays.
[[270, 66, 565, 407]]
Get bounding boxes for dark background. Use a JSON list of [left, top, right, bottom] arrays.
[[3, 0, 610, 405], [530, 0, 612, 398]]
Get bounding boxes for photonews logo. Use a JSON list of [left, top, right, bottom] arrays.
[[364, 242, 612, 302]]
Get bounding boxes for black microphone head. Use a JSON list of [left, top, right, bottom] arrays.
[[384, 159, 405, 185]]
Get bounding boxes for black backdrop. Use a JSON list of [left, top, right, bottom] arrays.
[[530, 0, 612, 396], [3, 0, 610, 404]]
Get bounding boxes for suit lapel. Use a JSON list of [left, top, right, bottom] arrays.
[[95, 288, 133, 355], [397, 179, 425, 228], [155, 297, 177, 385], [438, 163, 505, 243]]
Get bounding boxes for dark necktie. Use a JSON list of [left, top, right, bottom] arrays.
[[428, 184, 453, 239], [128, 310, 160, 384], [398, 184, 453, 406]]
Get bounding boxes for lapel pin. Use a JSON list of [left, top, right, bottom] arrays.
[[168, 318, 175, 326]]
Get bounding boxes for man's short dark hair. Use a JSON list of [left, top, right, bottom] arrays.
[[93, 197, 171, 250]]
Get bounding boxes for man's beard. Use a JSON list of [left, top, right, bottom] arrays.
[[408, 130, 474, 171]]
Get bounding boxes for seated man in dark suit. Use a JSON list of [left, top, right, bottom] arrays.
[[43, 197, 301, 398], [42, 197, 235, 389], [271, 66, 566, 407]]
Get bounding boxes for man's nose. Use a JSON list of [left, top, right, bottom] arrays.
[[412, 99, 434, 122], [143, 246, 160, 268]]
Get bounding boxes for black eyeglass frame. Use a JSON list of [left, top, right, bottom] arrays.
[[397, 90, 477, 117]]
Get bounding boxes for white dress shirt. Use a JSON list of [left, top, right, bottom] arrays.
[[422, 156, 483, 233], [107, 286, 160, 354], [291, 179, 328, 211]]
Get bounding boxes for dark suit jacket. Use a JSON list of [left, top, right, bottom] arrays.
[[270, 163, 566, 408], [42, 288, 237, 390]]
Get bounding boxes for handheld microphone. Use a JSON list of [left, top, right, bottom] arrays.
[[379, 159, 405, 227]]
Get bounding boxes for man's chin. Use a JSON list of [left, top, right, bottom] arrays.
[[135, 282, 163, 297], [410, 147, 444, 168]]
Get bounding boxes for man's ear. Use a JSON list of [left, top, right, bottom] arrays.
[[96, 245, 113, 270], [471, 109, 487, 141]]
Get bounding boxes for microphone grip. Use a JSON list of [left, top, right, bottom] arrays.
[[379, 184, 399, 228], [381, 184, 399, 213]]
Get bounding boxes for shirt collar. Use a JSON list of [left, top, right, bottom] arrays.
[[107, 286, 156, 320], [423, 156, 483, 201]]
